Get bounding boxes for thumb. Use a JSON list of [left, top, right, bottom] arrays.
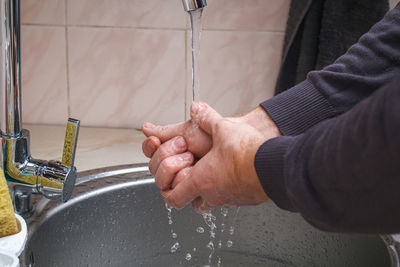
[[190, 102, 222, 135]]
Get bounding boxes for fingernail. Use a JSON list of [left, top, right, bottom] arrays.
[[173, 137, 186, 150], [179, 153, 192, 162], [143, 122, 155, 129]]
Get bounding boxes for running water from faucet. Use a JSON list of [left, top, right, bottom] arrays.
[[189, 8, 203, 102]]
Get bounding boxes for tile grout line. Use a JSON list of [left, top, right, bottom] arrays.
[[64, 0, 71, 117], [21, 23, 285, 34]]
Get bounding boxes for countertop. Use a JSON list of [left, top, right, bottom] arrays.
[[26, 124, 148, 172]]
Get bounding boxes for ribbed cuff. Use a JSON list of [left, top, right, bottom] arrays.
[[261, 80, 336, 136], [254, 136, 297, 211]]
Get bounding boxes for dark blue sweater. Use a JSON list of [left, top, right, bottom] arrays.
[[255, 4, 400, 233]]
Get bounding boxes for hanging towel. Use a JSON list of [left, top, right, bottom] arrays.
[[274, 0, 389, 95]]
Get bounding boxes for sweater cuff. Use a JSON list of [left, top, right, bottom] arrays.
[[260, 80, 336, 136], [254, 136, 297, 211]]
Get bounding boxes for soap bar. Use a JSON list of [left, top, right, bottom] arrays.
[[0, 169, 19, 238]]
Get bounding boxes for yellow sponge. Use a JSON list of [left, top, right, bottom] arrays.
[[0, 169, 19, 238]]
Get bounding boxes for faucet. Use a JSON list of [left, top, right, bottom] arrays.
[[0, 0, 80, 218], [182, 0, 207, 12]]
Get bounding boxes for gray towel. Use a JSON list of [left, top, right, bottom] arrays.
[[274, 0, 389, 95]]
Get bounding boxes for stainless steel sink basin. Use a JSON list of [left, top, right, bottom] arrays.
[[22, 164, 395, 266]]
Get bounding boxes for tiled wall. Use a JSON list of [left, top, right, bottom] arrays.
[[391, 0, 400, 8], [20, 0, 290, 129]]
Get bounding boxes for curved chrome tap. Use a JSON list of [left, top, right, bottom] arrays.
[[0, 0, 80, 218], [182, 0, 207, 12]]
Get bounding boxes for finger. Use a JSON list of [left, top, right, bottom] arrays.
[[190, 102, 223, 135], [171, 166, 193, 189], [142, 122, 187, 142], [155, 152, 194, 190], [142, 136, 161, 158], [161, 168, 200, 210], [148, 136, 187, 174]]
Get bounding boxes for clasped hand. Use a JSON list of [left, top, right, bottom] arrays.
[[142, 102, 281, 213]]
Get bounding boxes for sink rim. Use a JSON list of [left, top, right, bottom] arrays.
[[23, 163, 400, 267]]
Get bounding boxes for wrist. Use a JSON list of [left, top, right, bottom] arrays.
[[242, 106, 282, 139]]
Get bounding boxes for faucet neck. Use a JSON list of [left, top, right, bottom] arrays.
[[182, 0, 207, 12], [0, 0, 22, 137]]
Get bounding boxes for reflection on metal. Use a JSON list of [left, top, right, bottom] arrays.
[[182, 0, 207, 12]]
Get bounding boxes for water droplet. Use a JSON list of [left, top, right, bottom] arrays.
[[218, 240, 222, 248], [170, 242, 180, 253], [193, 247, 197, 252], [165, 202, 172, 210], [185, 253, 192, 261], [221, 207, 229, 217], [207, 241, 214, 250], [196, 227, 204, 233], [227, 240, 233, 248], [172, 232, 177, 239], [229, 226, 235, 235]]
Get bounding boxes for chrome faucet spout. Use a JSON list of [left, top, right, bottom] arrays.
[[182, 0, 207, 12], [0, 0, 80, 218]]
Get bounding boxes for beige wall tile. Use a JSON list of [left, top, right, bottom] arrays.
[[21, 26, 68, 125], [68, 0, 187, 29], [21, 0, 65, 25], [68, 27, 185, 129], [203, 0, 290, 31], [190, 30, 284, 117], [390, 0, 399, 9]]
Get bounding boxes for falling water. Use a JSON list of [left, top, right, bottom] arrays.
[[164, 7, 241, 265], [189, 8, 203, 102]]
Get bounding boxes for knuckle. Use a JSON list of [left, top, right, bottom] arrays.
[[158, 146, 169, 160], [160, 158, 174, 174]]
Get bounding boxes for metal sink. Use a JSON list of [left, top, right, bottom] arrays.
[[22, 164, 395, 266]]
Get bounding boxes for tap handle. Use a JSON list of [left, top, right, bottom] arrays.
[[61, 118, 80, 168]]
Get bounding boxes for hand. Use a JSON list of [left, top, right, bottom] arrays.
[[160, 102, 280, 213], [141, 106, 281, 176], [142, 119, 211, 160]]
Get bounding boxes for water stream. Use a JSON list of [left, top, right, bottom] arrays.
[[189, 9, 203, 102], [165, 7, 240, 266]]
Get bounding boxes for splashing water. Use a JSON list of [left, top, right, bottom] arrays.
[[166, 203, 173, 225], [203, 212, 217, 265], [171, 231, 177, 239], [170, 242, 181, 253], [197, 226, 205, 233], [186, 253, 192, 261]]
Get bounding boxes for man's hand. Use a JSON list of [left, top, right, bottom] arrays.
[[142, 105, 281, 176], [158, 102, 279, 213], [142, 119, 212, 159]]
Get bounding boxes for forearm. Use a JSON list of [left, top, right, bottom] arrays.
[[262, 4, 400, 136], [255, 75, 400, 233]]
